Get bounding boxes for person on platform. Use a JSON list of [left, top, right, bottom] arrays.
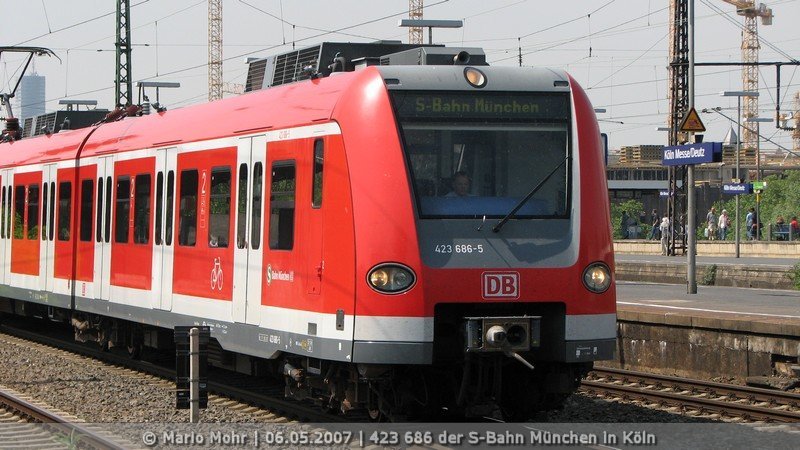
[[705, 207, 717, 240], [649, 209, 660, 240], [746, 207, 755, 240], [791, 216, 799, 241], [620, 211, 630, 239], [718, 209, 730, 240], [659, 215, 671, 256]]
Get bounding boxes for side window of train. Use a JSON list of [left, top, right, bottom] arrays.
[[6, 186, 11, 239], [236, 163, 247, 249], [104, 177, 111, 243], [96, 177, 103, 243], [41, 182, 48, 240], [49, 182, 55, 241], [80, 179, 93, 242], [1, 186, 5, 239], [57, 182, 71, 241], [13, 186, 24, 239], [155, 172, 163, 245], [27, 184, 39, 240], [268, 161, 295, 250], [115, 176, 130, 243], [165, 171, 174, 246], [134, 174, 151, 244], [178, 169, 198, 247], [208, 166, 231, 248], [251, 163, 262, 250], [312, 139, 324, 208]]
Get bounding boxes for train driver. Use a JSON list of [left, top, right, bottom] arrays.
[[445, 171, 474, 197]]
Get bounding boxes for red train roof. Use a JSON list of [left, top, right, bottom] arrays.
[[0, 69, 366, 167]]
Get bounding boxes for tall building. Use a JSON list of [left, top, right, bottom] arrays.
[[17, 74, 46, 120]]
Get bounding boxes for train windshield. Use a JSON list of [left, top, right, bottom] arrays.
[[391, 91, 570, 219]]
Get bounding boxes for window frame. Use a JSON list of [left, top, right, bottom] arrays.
[[133, 173, 151, 244], [114, 176, 131, 244], [251, 163, 263, 250], [13, 185, 24, 240], [96, 177, 104, 243], [268, 160, 296, 251], [165, 170, 175, 246], [312, 139, 324, 208], [178, 169, 199, 247], [57, 181, 72, 241], [155, 171, 164, 245], [79, 179, 93, 242]]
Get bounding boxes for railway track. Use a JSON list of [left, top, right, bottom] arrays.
[[0, 386, 129, 449], [582, 367, 800, 423], [0, 322, 348, 424]]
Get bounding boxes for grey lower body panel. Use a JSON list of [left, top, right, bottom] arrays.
[[352, 341, 434, 364], [72, 297, 355, 363], [0, 285, 72, 309], [564, 338, 616, 362]]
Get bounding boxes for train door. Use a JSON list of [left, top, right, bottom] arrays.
[[94, 157, 113, 301], [41, 165, 56, 293], [306, 139, 324, 295], [153, 147, 177, 311], [0, 169, 9, 284], [232, 136, 266, 324]]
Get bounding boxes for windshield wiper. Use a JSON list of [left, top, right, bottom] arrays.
[[492, 155, 569, 233]]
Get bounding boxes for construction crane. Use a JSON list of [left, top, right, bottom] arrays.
[[409, 0, 424, 44], [208, 0, 222, 101], [722, 1, 773, 158]]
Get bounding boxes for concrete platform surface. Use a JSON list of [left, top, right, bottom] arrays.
[[615, 253, 797, 268], [612, 281, 800, 379], [616, 281, 800, 337]]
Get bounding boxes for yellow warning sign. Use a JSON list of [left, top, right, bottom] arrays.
[[679, 107, 706, 133]]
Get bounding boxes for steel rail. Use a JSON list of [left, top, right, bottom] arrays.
[[590, 367, 800, 406], [583, 368, 800, 423], [0, 388, 126, 449]]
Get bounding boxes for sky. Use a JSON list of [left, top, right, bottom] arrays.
[[2, 0, 799, 151]]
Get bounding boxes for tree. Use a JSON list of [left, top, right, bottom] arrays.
[[610, 200, 644, 240]]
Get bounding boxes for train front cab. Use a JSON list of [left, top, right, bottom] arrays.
[[339, 66, 616, 417]]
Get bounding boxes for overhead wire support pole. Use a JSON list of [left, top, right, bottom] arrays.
[[686, 0, 696, 294], [667, 0, 689, 257], [115, 0, 133, 107]]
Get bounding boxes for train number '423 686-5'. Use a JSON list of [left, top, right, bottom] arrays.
[[434, 244, 484, 254]]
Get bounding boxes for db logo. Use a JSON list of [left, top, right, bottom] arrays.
[[482, 272, 520, 299]]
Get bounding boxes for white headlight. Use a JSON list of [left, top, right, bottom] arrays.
[[367, 263, 416, 294], [582, 262, 611, 293]]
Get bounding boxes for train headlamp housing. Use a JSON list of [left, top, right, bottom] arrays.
[[367, 263, 416, 294], [464, 67, 487, 88], [582, 262, 612, 294]]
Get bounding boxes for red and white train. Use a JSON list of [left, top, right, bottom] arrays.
[[0, 43, 615, 420]]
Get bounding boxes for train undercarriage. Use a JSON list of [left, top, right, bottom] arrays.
[[281, 355, 591, 421], [2, 299, 592, 421]]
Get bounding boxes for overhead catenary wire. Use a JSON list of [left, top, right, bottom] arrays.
[[14, 0, 151, 46]]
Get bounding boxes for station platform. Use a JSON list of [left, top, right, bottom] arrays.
[[598, 253, 800, 382], [617, 281, 800, 336], [614, 253, 797, 289]]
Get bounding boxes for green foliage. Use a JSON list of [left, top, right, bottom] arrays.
[[713, 171, 800, 240], [700, 264, 717, 286], [791, 262, 800, 291], [610, 199, 644, 239]]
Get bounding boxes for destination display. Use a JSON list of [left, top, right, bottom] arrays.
[[662, 142, 722, 166], [722, 183, 753, 195], [391, 92, 569, 120]]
